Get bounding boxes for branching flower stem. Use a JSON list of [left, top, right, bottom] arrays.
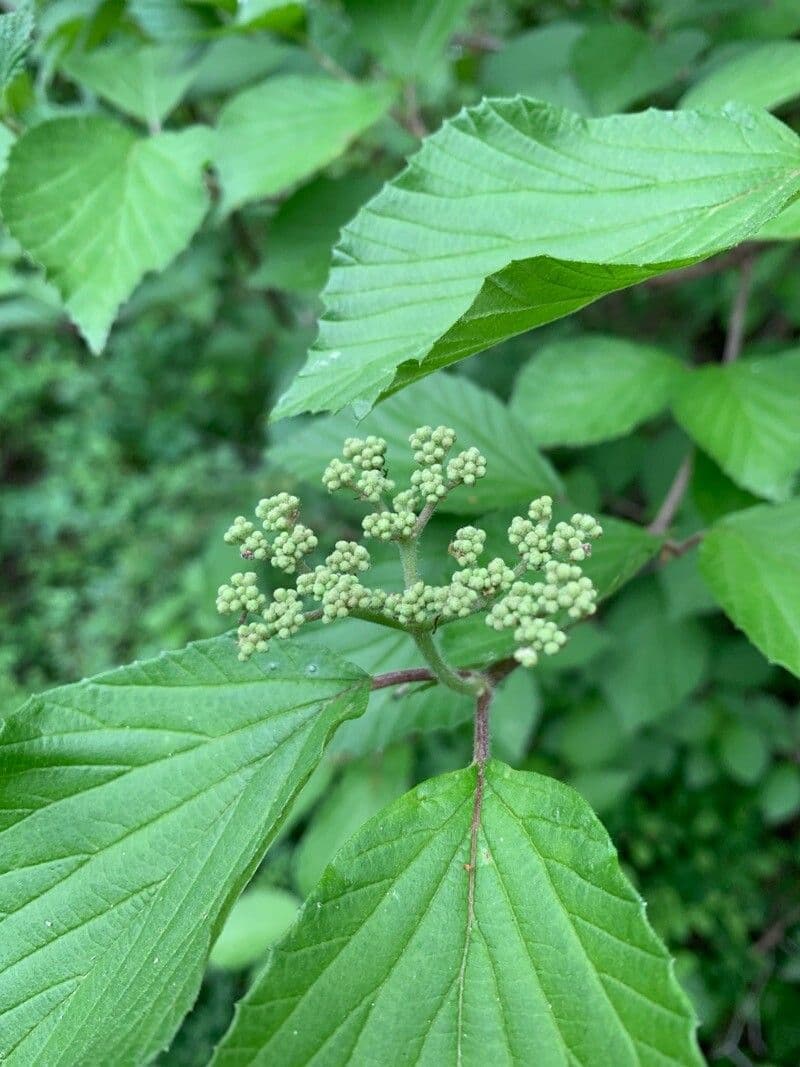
[[397, 527, 486, 697], [412, 627, 484, 697]]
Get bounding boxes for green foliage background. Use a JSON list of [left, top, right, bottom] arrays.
[[1, 1, 800, 1064]]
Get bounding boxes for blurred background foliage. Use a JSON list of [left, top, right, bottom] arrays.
[[2, 0, 799, 1063]]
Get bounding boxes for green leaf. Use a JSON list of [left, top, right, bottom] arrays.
[[757, 195, 800, 240], [681, 41, 800, 112], [274, 100, 800, 420], [209, 888, 300, 972], [557, 702, 626, 770], [594, 581, 709, 732], [294, 746, 412, 896], [511, 333, 682, 446], [212, 762, 702, 1066], [250, 173, 383, 295], [758, 763, 800, 824], [581, 516, 663, 600], [700, 499, 800, 678], [718, 720, 770, 784], [0, 1, 33, 94], [690, 450, 761, 524], [480, 23, 589, 111], [571, 24, 706, 115], [60, 42, 200, 127], [490, 669, 541, 764], [128, 0, 219, 41], [235, 0, 306, 32], [187, 34, 290, 97], [342, 0, 471, 81], [659, 551, 717, 621], [480, 23, 705, 117], [0, 116, 211, 352], [215, 75, 394, 212], [0, 637, 369, 1065], [673, 351, 800, 501], [270, 374, 562, 515]]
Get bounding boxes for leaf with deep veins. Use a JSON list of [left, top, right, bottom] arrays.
[[0, 637, 369, 1066], [0, 116, 211, 352], [273, 99, 800, 419], [700, 499, 800, 679], [212, 762, 702, 1066]]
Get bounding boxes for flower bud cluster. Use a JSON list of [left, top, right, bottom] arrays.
[[355, 468, 395, 503], [224, 517, 272, 562], [507, 497, 602, 567], [409, 425, 456, 465], [271, 524, 318, 574], [325, 540, 371, 574], [486, 553, 598, 667], [262, 588, 305, 639], [321, 458, 355, 492], [343, 435, 387, 470], [236, 622, 271, 660], [362, 510, 416, 541], [219, 433, 602, 668], [550, 513, 603, 562], [447, 447, 487, 487], [255, 493, 299, 532], [216, 572, 267, 615], [449, 525, 486, 567], [410, 463, 448, 504]]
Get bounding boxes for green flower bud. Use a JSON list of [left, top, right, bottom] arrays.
[[514, 646, 539, 668], [410, 463, 448, 504], [362, 510, 416, 541], [528, 496, 553, 524], [449, 525, 486, 566], [297, 565, 339, 599], [240, 529, 271, 561], [271, 523, 318, 574], [446, 446, 487, 487], [224, 516, 255, 545], [320, 574, 379, 623], [356, 468, 395, 503], [443, 582, 480, 619], [550, 521, 589, 561], [216, 572, 266, 615], [322, 458, 356, 492], [508, 516, 551, 568], [255, 492, 300, 532], [263, 588, 305, 639], [571, 513, 603, 539], [409, 424, 456, 465], [236, 621, 271, 661], [342, 435, 387, 471], [392, 489, 419, 513], [326, 540, 371, 574]]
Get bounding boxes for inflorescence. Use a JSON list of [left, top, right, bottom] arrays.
[[218, 426, 602, 665]]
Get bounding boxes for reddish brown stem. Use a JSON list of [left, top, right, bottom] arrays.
[[645, 244, 761, 288], [371, 667, 436, 690], [473, 687, 491, 764], [648, 453, 694, 536], [723, 254, 756, 364]]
